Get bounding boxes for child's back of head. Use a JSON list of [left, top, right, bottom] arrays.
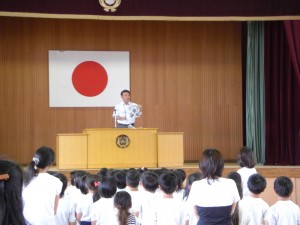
[[126, 169, 140, 188], [114, 170, 127, 190], [51, 172, 68, 198], [141, 171, 159, 193], [247, 174, 266, 195], [99, 176, 117, 198], [237, 147, 256, 168], [274, 176, 293, 198], [159, 171, 178, 195]]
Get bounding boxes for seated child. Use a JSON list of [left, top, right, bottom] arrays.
[[52, 172, 76, 225], [114, 191, 136, 225], [153, 171, 185, 225], [135, 171, 159, 225], [266, 176, 300, 225], [91, 176, 118, 225], [239, 174, 269, 225]]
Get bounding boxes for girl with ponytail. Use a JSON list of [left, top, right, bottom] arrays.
[[114, 191, 136, 225], [22, 146, 62, 225]]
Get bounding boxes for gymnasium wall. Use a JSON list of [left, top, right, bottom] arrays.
[[0, 17, 243, 164]]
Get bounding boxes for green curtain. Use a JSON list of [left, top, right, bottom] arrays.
[[246, 21, 265, 164]]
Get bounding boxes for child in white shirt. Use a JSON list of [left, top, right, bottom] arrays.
[[266, 176, 300, 225], [237, 147, 257, 197], [77, 174, 100, 225], [135, 171, 159, 225], [52, 172, 76, 225], [91, 176, 118, 225], [154, 171, 185, 225], [239, 174, 269, 225]]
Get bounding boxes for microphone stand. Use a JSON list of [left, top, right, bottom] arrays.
[[113, 109, 117, 128]]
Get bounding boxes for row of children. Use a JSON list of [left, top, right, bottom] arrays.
[[0, 146, 299, 225]]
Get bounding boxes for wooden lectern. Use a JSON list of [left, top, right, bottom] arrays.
[[84, 128, 158, 168], [56, 128, 183, 169]]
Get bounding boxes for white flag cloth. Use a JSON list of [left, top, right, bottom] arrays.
[[49, 50, 130, 107]]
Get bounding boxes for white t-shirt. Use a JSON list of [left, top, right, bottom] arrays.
[[113, 101, 142, 125], [76, 192, 93, 222], [266, 200, 300, 225], [182, 196, 199, 225], [154, 197, 185, 225], [90, 197, 118, 225], [237, 167, 257, 197], [125, 187, 141, 213], [55, 196, 76, 225], [135, 191, 157, 225], [22, 173, 62, 225], [188, 177, 240, 225], [239, 196, 269, 225]]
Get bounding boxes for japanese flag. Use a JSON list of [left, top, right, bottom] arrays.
[[49, 50, 130, 107]]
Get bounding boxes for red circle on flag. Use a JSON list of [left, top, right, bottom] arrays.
[[72, 61, 108, 97]]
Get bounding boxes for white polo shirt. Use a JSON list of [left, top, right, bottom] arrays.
[[113, 101, 142, 125]]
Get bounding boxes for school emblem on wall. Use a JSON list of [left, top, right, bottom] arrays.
[[116, 134, 130, 148], [99, 0, 121, 12]]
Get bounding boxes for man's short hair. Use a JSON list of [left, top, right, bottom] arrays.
[[121, 89, 130, 96], [274, 176, 293, 197]]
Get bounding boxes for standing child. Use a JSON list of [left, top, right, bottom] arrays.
[[266, 176, 300, 225], [154, 171, 185, 225], [237, 147, 257, 197], [22, 146, 62, 225], [239, 174, 269, 225], [114, 191, 136, 225]]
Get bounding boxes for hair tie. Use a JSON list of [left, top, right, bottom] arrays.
[[94, 181, 99, 187], [32, 157, 40, 166], [0, 174, 9, 181]]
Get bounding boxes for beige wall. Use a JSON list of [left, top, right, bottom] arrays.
[[0, 17, 243, 164]]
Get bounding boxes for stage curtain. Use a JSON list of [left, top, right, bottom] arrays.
[[264, 21, 300, 165], [246, 21, 265, 164]]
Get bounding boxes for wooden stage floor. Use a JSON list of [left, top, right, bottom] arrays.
[[51, 163, 300, 179]]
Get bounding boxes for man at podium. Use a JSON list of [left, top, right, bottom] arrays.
[[113, 89, 142, 128]]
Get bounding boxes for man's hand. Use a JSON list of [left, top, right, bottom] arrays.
[[117, 116, 126, 120]]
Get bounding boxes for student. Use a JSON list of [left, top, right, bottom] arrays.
[[237, 147, 257, 196], [52, 172, 76, 225], [23, 146, 62, 225], [227, 172, 243, 225], [91, 176, 118, 225], [182, 172, 203, 225], [125, 169, 141, 215], [0, 160, 26, 225], [115, 170, 127, 192], [266, 176, 300, 225], [154, 171, 185, 225], [188, 149, 240, 225], [135, 171, 159, 225], [173, 169, 186, 202], [77, 174, 100, 225], [114, 191, 136, 225], [239, 173, 269, 225]]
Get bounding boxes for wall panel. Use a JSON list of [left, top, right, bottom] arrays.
[[0, 17, 243, 164]]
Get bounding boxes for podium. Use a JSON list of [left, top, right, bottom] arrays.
[[84, 128, 157, 168], [56, 128, 183, 169]]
